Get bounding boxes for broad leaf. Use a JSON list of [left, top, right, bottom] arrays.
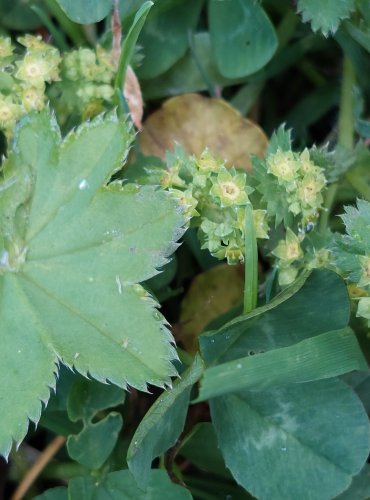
[[137, 0, 204, 80], [209, 0, 278, 78], [127, 354, 204, 488], [55, 0, 113, 24], [336, 464, 370, 499], [297, 0, 355, 36], [211, 380, 370, 500], [200, 270, 370, 499], [0, 111, 185, 458]]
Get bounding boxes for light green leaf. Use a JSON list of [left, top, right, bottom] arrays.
[[67, 412, 123, 469], [211, 380, 370, 500], [209, 0, 278, 78], [68, 470, 192, 499], [127, 354, 204, 488], [55, 0, 113, 24], [197, 328, 367, 401], [297, 0, 355, 36], [0, 111, 185, 458]]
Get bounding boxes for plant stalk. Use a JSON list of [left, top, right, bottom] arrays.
[[319, 55, 355, 233], [243, 202, 258, 314]]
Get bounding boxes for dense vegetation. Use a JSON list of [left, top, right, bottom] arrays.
[[0, 1, 370, 499]]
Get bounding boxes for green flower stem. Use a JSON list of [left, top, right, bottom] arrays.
[[320, 55, 355, 233], [243, 202, 258, 314]]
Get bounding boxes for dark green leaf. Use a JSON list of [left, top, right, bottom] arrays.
[[67, 412, 123, 469], [209, 0, 278, 78], [67, 378, 125, 423], [137, 0, 204, 79], [127, 354, 204, 488], [200, 269, 349, 366], [335, 464, 370, 499], [211, 380, 370, 500], [55, 0, 113, 24], [179, 422, 230, 478]]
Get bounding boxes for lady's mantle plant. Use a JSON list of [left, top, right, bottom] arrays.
[[0, 110, 185, 457], [1, 0, 370, 499]]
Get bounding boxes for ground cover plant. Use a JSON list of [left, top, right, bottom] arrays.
[[1, 0, 370, 498]]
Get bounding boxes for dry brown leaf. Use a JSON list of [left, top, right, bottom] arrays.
[[139, 93, 267, 170], [176, 264, 244, 353], [124, 65, 144, 130]]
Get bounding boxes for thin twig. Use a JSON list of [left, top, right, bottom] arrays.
[[11, 436, 66, 500]]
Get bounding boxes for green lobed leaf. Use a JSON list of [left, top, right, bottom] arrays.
[[55, 0, 113, 24], [211, 380, 370, 500], [209, 0, 278, 78], [68, 469, 192, 499], [297, 0, 355, 36], [67, 412, 123, 469], [331, 199, 370, 283], [127, 354, 204, 488], [197, 328, 367, 401], [0, 110, 185, 458]]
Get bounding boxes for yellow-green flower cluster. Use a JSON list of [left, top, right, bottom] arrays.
[[57, 46, 115, 121], [162, 148, 269, 265], [272, 229, 303, 286], [0, 35, 61, 139], [266, 148, 326, 226]]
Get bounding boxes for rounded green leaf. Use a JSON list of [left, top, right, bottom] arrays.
[[211, 380, 370, 500], [209, 0, 278, 78], [55, 0, 113, 24]]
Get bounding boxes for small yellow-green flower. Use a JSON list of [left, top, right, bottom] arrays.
[[169, 188, 198, 217], [160, 165, 185, 189], [197, 149, 223, 173], [18, 34, 47, 50], [0, 37, 13, 59], [278, 265, 299, 286], [16, 50, 60, 88], [272, 229, 303, 263], [21, 86, 45, 112], [0, 95, 21, 127], [253, 209, 269, 239], [210, 168, 250, 207], [267, 149, 299, 182], [297, 174, 326, 207]]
